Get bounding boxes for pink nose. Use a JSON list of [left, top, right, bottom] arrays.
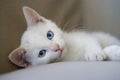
[[53, 44, 61, 52]]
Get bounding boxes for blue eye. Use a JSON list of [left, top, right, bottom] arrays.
[[47, 31, 54, 40], [38, 49, 46, 57]]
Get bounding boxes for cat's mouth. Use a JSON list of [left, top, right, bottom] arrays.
[[52, 44, 64, 55], [55, 48, 64, 55]]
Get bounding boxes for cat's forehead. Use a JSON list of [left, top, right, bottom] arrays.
[[20, 6, 63, 49], [29, 21, 60, 33], [21, 29, 49, 47], [21, 22, 62, 48]]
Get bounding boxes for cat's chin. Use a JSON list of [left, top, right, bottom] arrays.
[[57, 49, 63, 55]]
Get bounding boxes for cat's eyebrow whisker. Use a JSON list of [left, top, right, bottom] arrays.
[[68, 24, 80, 32], [68, 24, 88, 32], [62, 17, 75, 31], [62, 18, 84, 32], [62, 20, 70, 31]]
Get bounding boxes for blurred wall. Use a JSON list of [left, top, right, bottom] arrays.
[[82, 0, 120, 38]]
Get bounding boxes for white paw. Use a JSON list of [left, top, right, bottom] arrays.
[[103, 45, 120, 61], [85, 51, 107, 61]]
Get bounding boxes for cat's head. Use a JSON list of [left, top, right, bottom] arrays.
[[8, 7, 66, 67]]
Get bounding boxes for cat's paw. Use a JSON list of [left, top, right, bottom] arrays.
[[103, 45, 120, 61], [85, 51, 107, 61]]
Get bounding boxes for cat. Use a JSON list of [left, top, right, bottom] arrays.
[[9, 6, 120, 67]]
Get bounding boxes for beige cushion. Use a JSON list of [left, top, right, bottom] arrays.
[[0, 62, 120, 80]]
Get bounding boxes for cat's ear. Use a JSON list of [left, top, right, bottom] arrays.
[[8, 47, 28, 67], [23, 6, 45, 27]]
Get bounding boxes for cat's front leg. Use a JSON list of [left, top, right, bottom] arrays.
[[103, 45, 120, 61], [85, 39, 107, 61]]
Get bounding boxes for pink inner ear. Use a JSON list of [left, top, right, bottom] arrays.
[[29, 9, 43, 22], [36, 18, 44, 23], [9, 48, 29, 67], [23, 7, 44, 27]]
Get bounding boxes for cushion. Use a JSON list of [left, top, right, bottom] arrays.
[[0, 62, 120, 80]]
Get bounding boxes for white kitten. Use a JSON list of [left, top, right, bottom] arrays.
[[9, 7, 120, 67]]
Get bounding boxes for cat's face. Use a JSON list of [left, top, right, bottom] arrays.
[[8, 7, 65, 67]]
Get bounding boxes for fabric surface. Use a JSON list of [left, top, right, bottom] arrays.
[[0, 62, 120, 80]]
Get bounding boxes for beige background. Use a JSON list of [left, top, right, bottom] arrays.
[[0, 0, 120, 74]]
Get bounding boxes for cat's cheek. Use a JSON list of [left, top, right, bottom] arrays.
[[59, 47, 67, 60], [57, 39, 65, 50], [29, 60, 41, 66]]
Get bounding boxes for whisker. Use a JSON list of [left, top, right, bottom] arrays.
[[62, 17, 75, 31], [62, 20, 70, 31], [68, 24, 80, 32]]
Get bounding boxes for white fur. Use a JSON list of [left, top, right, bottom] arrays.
[[103, 45, 120, 61], [9, 7, 120, 67], [21, 20, 120, 66], [20, 20, 65, 66], [59, 31, 120, 61]]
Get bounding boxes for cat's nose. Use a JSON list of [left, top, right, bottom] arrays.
[[53, 44, 60, 51], [53, 44, 62, 52]]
